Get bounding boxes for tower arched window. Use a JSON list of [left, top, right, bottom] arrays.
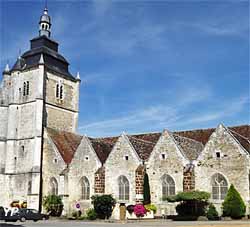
[[80, 176, 90, 200], [211, 173, 228, 200], [118, 175, 129, 201], [161, 174, 175, 198], [26, 81, 29, 95], [49, 177, 58, 195], [28, 180, 32, 194], [23, 82, 26, 96], [60, 85, 63, 99], [56, 84, 59, 98]]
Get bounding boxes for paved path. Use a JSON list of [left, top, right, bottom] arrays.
[[0, 220, 250, 227]]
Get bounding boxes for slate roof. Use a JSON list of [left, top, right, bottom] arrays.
[[128, 136, 157, 160], [174, 124, 250, 157], [88, 137, 118, 164], [228, 125, 250, 153], [172, 134, 204, 161], [47, 125, 249, 165], [11, 35, 76, 81], [46, 128, 82, 164]]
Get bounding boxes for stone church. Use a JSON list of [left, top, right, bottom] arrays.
[[0, 7, 249, 218]]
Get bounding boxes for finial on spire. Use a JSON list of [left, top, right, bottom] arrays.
[[39, 53, 45, 65], [39, 4, 51, 37], [3, 63, 10, 74], [76, 72, 81, 80]]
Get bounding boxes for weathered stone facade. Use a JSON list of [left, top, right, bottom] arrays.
[[195, 124, 250, 214], [0, 6, 249, 221]]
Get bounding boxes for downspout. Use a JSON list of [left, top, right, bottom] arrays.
[[38, 63, 46, 213]]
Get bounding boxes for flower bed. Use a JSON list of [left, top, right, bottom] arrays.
[[126, 204, 155, 219]]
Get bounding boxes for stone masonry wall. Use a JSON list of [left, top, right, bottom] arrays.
[[67, 136, 102, 214], [183, 165, 195, 192], [146, 131, 188, 216], [195, 124, 250, 214], [105, 135, 141, 204], [135, 165, 145, 197], [95, 166, 105, 194]]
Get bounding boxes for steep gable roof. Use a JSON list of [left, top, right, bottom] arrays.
[[174, 124, 250, 156], [46, 128, 82, 164], [228, 125, 250, 153], [125, 132, 161, 160], [88, 137, 118, 164], [172, 134, 204, 161]]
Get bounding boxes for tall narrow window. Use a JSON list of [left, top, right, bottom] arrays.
[[161, 174, 175, 198], [49, 177, 58, 195], [26, 81, 29, 95], [60, 85, 63, 100], [28, 181, 32, 194], [118, 175, 129, 200], [23, 82, 26, 96], [211, 173, 228, 200], [56, 84, 59, 98], [80, 176, 90, 200]]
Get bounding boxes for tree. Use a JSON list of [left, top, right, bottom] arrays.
[[91, 194, 116, 219], [143, 173, 151, 205], [42, 195, 63, 216], [222, 184, 246, 219], [206, 203, 219, 220]]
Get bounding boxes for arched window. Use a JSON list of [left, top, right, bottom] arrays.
[[23, 82, 26, 96], [27, 180, 32, 194], [118, 176, 129, 200], [56, 84, 59, 98], [26, 81, 29, 95], [60, 85, 63, 100], [211, 173, 228, 200], [80, 176, 90, 200], [49, 177, 58, 195], [161, 174, 175, 198]]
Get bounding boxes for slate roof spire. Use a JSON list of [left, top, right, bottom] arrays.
[[39, 6, 51, 37]]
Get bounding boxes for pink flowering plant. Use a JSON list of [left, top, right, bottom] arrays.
[[134, 204, 146, 217]]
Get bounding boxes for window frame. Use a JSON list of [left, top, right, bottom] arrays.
[[161, 174, 175, 199], [80, 176, 90, 200], [118, 175, 129, 201], [211, 173, 228, 201]]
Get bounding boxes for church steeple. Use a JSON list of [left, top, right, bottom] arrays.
[[39, 7, 51, 37]]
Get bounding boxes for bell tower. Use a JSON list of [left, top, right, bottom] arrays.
[[39, 7, 51, 37]]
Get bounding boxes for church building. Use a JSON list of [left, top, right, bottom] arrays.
[[0, 7, 249, 219]]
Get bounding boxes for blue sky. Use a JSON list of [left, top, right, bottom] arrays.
[[0, 0, 249, 137]]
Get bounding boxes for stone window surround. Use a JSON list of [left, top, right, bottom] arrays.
[[118, 175, 130, 201], [161, 174, 176, 199], [211, 172, 228, 201]]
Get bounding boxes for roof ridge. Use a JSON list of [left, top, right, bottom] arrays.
[[229, 129, 250, 142], [128, 135, 156, 145], [173, 133, 204, 146]]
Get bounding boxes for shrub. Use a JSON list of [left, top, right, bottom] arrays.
[[165, 191, 210, 217], [143, 173, 151, 205], [42, 195, 64, 217], [134, 204, 146, 217], [86, 208, 97, 220], [222, 184, 246, 219], [91, 194, 116, 219], [126, 205, 135, 214], [207, 203, 219, 220], [144, 204, 157, 214]]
